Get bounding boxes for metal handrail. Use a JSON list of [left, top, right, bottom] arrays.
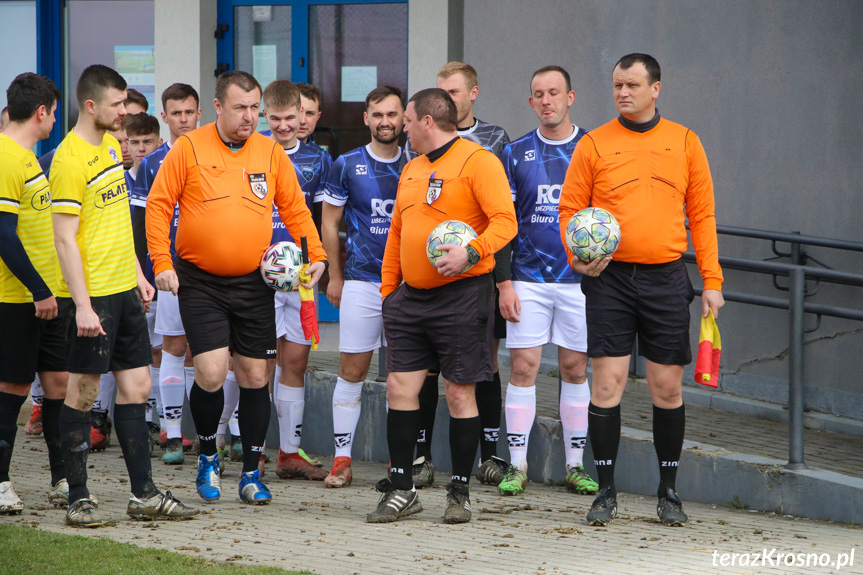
[[681, 228, 863, 470]]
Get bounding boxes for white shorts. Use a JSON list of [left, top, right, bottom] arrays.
[[339, 280, 385, 353], [155, 289, 186, 336], [505, 281, 587, 352], [275, 290, 309, 346], [147, 301, 162, 349]]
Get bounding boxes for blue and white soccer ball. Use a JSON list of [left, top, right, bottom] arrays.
[[260, 241, 304, 292], [565, 207, 621, 262], [426, 220, 478, 269]]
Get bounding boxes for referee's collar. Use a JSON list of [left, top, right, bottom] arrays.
[[426, 136, 459, 163], [618, 110, 661, 133]]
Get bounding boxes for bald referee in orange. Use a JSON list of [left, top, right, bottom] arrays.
[[146, 71, 326, 506]]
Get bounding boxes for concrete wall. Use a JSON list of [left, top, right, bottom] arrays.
[[154, 0, 218, 138], [462, 0, 863, 419]]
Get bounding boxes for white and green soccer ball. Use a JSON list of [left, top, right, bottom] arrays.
[[426, 220, 478, 269], [260, 241, 304, 292], [565, 207, 621, 262]]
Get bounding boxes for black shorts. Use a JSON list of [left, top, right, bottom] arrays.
[[580, 259, 694, 365], [176, 258, 277, 359], [0, 302, 67, 383], [383, 274, 494, 385], [493, 285, 507, 340], [58, 288, 153, 374]]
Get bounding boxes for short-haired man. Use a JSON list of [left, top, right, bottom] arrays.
[[260, 79, 331, 481], [496, 66, 597, 498], [52, 64, 198, 526], [132, 83, 202, 465], [406, 61, 513, 489], [124, 88, 149, 115], [85, 112, 164, 454], [0, 72, 69, 514], [321, 86, 406, 487], [296, 83, 322, 147], [146, 71, 327, 506], [560, 53, 724, 527], [367, 88, 516, 524]]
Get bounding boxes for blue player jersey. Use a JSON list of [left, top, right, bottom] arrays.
[[323, 145, 405, 282], [132, 142, 179, 262], [270, 139, 331, 244], [405, 117, 509, 161], [502, 126, 588, 283]]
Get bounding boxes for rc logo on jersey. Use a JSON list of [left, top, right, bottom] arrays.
[[109, 149, 120, 164], [302, 166, 315, 182], [355, 164, 368, 176], [525, 150, 536, 161], [249, 173, 268, 199]]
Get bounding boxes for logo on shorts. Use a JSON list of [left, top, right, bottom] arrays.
[[334, 433, 352, 448], [249, 173, 268, 199], [507, 433, 526, 447]]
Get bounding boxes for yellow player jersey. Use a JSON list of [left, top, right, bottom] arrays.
[[0, 134, 61, 303], [50, 131, 136, 297]]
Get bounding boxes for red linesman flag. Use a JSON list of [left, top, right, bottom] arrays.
[[299, 236, 319, 350], [695, 310, 721, 388]]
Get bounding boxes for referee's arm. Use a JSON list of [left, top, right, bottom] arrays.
[[146, 139, 187, 292], [379, 190, 403, 299]]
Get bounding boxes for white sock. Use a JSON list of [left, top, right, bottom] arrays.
[[184, 365, 195, 398], [159, 351, 185, 439], [505, 383, 536, 471], [93, 373, 116, 414], [332, 378, 363, 458], [560, 380, 591, 469], [30, 375, 43, 407], [146, 366, 160, 423], [222, 370, 240, 439], [276, 384, 304, 454]]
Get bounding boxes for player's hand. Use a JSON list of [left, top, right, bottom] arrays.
[[155, 269, 179, 296], [300, 261, 326, 289], [435, 244, 470, 277], [138, 277, 155, 314], [326, 275, 344, 308], [702, 289, 725, 318], [497, 281, 521, 323], [76, 305, 106, 338], [34, 296, 58, 321], [568, 254, 611, 277]]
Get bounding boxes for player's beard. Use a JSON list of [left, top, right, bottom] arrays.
[[372, 127, 401, 145], [95, 115, 121, 132]]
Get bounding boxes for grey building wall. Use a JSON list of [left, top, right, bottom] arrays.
[[461, 1, 863, 418]]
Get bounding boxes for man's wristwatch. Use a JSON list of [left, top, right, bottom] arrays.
[[465, 245, 481, 267]]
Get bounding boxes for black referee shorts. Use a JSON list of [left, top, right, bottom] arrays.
[[175, 258, 277, 360], [58, 288, 152, 374], [383, 274, 494, 385], [0, 303, 67, 383], [580, 259, 694, 366]]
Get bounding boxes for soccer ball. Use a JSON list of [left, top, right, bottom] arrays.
[[260, 241, 304, 292], [426, 220, 478, 270], [565, 208, 621, 262]]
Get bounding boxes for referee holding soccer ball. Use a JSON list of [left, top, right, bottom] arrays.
[[367, 88, 516, 525], [146, 71, 326, 507], [559, 53, 724, 527]]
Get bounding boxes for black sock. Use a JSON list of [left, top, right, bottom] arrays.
[[449, 415, 481, 485], [60, 404, 91, 502], [588, 402, 620, 495], [475, 371, 502, 461], [388, 409, 421, 490], [415, 373, 439, 461], [189, 382, 223, 457], [238, 386, 270, 473], [653, 403, 685, 497], [114, 403, 158, 499], [0, 392, 27, 483], [42, 398, 66, 485]]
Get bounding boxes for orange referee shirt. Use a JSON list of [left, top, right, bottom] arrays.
[[381, 138, 517, 297], [146, 123, 325, 277], [559, 117, 723, 291]]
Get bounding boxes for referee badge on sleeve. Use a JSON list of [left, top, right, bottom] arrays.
[[249, 173, 268, 199], [426, 177, 443, 205]]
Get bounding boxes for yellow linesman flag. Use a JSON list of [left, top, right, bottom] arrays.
[[695, 310, 721, 388]]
